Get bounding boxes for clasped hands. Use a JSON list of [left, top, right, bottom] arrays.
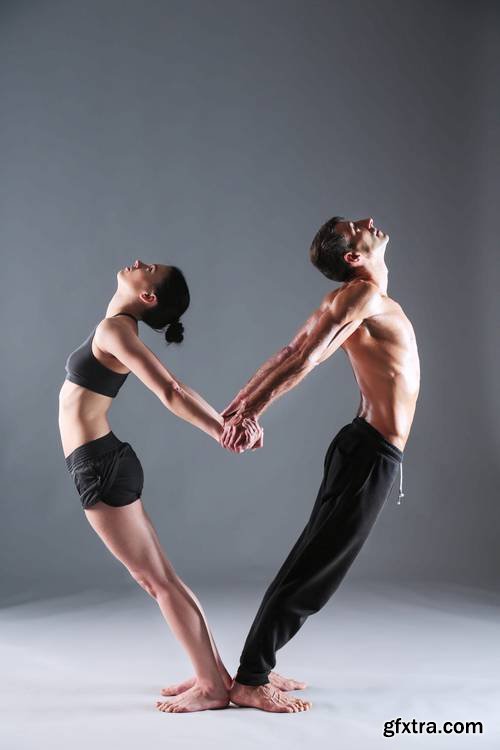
[[219, 397, 264, 454]]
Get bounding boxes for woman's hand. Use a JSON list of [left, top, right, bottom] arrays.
[[220, 412, 263, 453]]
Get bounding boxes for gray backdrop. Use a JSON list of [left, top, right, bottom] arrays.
[[1, 0, 498, 604]]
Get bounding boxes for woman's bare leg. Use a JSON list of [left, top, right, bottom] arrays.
[[140, 508, 306, 699], [138, 509, 233, 693], [140, 512, 307, 697], [84, 498, 229, 713]]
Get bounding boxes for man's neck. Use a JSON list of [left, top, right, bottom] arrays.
[[355, 263, 388, 295]]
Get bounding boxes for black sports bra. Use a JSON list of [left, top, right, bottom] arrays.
[[64, 313, 138, 398]]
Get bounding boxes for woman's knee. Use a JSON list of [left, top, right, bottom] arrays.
[[128, 567, 178, 599]]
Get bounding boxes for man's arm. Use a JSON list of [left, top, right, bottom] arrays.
[[223, 280, 380, 432], [221, 310, 316, 419], [221, 299, 332, 419], [221, 345, 294, 419]]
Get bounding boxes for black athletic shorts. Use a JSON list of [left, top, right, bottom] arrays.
[[65, 431, 144, 509]]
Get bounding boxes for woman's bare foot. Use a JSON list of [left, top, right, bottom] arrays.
[[230, 681, 312, 713], [156, 684, 230, 713], [269, 671, 307, 691], [161, 669, 304, 697], [160, 676, 196, 696], [161, 667, 233, 697]]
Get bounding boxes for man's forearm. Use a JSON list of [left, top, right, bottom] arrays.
[[223, 345, 294, 414], [239, 346, 293, 398], [242, 351, 313, 417]]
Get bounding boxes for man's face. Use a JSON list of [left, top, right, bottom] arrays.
[[335, 217, 389, 261]]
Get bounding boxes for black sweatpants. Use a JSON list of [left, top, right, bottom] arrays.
[[235, 416, 404, 686]]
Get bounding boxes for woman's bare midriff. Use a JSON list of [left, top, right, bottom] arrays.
[[58, 380, 115, 458], [59, 320, 135, 457]]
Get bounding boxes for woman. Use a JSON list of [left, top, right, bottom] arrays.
[[58, 259, 262, 714], [59, 259, 306, 714]]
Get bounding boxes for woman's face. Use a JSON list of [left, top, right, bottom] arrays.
[[117, 259, 169, 296]]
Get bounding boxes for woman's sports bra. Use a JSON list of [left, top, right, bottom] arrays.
[[64, 313, 138, 398]]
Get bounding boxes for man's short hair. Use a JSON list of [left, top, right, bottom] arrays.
[[309, 215, 355, 282]]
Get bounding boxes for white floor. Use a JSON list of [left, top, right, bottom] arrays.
[[1, 581, 499, 750]]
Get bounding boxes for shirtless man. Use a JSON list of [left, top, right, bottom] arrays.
[[220, 215, 420, 713]]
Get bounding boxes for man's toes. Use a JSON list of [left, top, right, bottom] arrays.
[[275, 695, 295, 712], [273, 702, 290, 713]]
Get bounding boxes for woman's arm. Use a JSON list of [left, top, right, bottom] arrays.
[[173, 377, 222, 424], [163, 380, 223, 442], [96, 320, 223, 442]]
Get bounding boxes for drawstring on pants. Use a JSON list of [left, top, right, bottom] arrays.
[[396, 462, 405, 505]]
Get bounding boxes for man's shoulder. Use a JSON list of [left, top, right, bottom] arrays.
[[323, 279, 381, 312], [343, 278, 380, 297]]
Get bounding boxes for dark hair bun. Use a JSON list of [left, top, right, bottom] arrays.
[[164, 320, 184, 344]]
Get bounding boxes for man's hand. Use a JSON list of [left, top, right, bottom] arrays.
[[220, 412, 263, 453], [221, 396, 246, 420]]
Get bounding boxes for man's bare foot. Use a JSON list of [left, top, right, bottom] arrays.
[[230, 681, 312, 713], [156, 684, 229, 713], [269, 671, 307, 691], [161, 670, 304, 697]]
